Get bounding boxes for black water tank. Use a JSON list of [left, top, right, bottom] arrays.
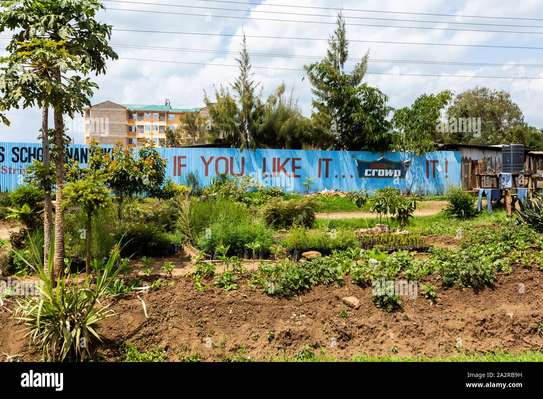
[[502, 144, 525, 173]]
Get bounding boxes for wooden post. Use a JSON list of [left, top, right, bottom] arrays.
[[505, 189, 513, 217]]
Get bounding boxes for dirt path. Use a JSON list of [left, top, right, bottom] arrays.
[[0, 222, 20, 242], [317, 200, 448, 219]]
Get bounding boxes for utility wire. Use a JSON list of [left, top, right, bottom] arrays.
[[119, 57, 543, 79], [105, 7, 543, 35], [112, 28, 543, 50], [103, 0, 543, 29], [115, 43, 543, 68], [104, 0, 543, 23]]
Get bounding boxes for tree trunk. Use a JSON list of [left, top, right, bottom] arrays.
[[53, 102, 65, 279], [41, 106, 53, 276], [85, 212, 92, 274]]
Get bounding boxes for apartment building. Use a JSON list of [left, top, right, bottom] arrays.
[[84, 100, 209, 147]]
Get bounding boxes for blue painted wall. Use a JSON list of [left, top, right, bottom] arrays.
[[0, 142, 461, 195]]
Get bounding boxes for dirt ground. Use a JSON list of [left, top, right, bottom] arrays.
[[317, 201, 448, 220], [2, 264, 542, 362]]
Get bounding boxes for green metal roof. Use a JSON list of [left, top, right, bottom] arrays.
[[123, 104, 203, 113]]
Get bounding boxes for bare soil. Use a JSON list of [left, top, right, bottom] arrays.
[[317, 201, 448, 220], [2, 265, 542, 362]]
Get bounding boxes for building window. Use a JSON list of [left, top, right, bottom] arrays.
[[152, 113, 159, 120], [144, 112, 151, 119], [128, 138, 135, 145], [137, 113, 144, 121], [159, 113, 165, 122], [137, 126, 144, 134], [159, 125, 165, 133], [145, 124, 151, 133], [168, 114, 175, 121], [128, 126, 136, 132]]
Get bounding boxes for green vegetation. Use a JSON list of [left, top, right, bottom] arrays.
[[263, 198, 316, 228], [445, 188, 477, 219], [120, 343, 167, 362]]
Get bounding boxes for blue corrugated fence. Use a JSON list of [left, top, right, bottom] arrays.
[[0, 142, 461, 195]]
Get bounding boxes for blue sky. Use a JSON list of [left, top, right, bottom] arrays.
[[1, 0, 543, 143]]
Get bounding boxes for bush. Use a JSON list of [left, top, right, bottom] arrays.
[[115, 224, 179, 258], [0, 192, 11, 220], [123, 198, 180, 232], [15, 247, 122, 361], [189, 199, 250, 240], [65, 207, 118, 261], [157, 180, 190, 200], [196, 220, 273, 258], [282, 228, 358, 256], [368, 188, 416, 226], [516, 195, 543, 232], [10, 184, 43, 211], [445, 188, 477, 219], [263, 198, 316, 228]]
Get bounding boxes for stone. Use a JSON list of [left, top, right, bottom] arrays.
[[342, 296, 360, 309], [301, 251, 322, 260]]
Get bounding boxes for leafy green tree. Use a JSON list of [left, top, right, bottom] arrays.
[[505, 124, 543, 150], [138, 145, 167, 197], [0, 0, 117, 277], [305, 13, 391, 151], [64, 172, 111, 273], [256, 84, 311, 149], [392, 91, 452, 154], [104, 145, 143, 220], [205, 35, 263, 149], [447, 87, 524, 145]]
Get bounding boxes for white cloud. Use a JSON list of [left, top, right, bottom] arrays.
[[1, 0, 543, 143]]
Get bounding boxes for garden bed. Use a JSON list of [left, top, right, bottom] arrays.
[[2, 264, 542, 362]]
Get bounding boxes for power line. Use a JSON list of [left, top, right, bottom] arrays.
[[112, 28, 543, 50], [105, 7, 543, 35], [105, 0, 543, 23], [114, 43, 543, 69], [119, 57, 543, 80], [103, 0, 543, 29]]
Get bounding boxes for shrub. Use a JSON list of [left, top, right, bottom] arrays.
[[189, 199, 250, 240], [282, 228, 358, 256], [369, 188, 402, 223], [115, 224, 179, 258], [10, 184, 43, 211], [196, 220, 273, 258], [7, 185, 44, 229], [263, 198, 316, 229], [445, 188, 477, 219], [15, 246, 123, 362], [516, 195, 543, 232], [347, 190, 369, 209], [123, 198, 180, 233], [368, 188, 416, 226], [157, 180, 190, 200], [0, 192, 11, 220]]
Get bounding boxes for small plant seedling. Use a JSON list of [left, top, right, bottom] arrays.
[[267, 330, 275, 343], [420, 283, 438, 303], [141, 256, 153, 276], [161, 261, 175, 278], [339, 309, 349, 319]]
